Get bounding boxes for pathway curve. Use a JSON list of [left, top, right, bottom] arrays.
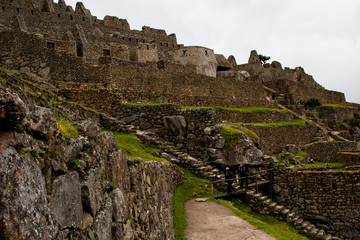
[[184, 199, 276, 240]]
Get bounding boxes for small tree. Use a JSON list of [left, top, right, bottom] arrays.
[[258, 54, 270, 64], [304, 98, 321, 108]]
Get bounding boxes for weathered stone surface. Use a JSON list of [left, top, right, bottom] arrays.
[[24, 105, 56, 138], [248, 50, 260, 64], [0, 142, 57, 239], [0, 87, 28, 129], [94, 196, 113, 240], [50, 171, 83, 229], [81, 170, 103, 216], [163, 115, 186, 136]]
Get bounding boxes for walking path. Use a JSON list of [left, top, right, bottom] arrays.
[[184, 199, 276, 240]]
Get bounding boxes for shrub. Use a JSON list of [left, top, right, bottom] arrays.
[[304, 98, 321, 108]]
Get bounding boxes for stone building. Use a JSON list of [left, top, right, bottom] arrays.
[[173, 46, 218, 77]]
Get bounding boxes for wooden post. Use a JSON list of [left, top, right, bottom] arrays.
[[270, 170, 273, 200], [245, 176, 248, 203], [211, 183, 214, 197]]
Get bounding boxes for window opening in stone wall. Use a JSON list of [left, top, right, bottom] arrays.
[[146, 45, 149, 50], [142, 39, 145, 43], [94, 19, 97, 23], [2, 7, 5, 11], [46, 42, 55, 49], [82, 17, 85, 21], [160, 43, 163, 46], [16, 8, 20, 13], [129, 38, 132, 42], [122, 37, 125, 40], [136, 39, 138, 42], [31, 9, 34, 15], [205, 50, 208, 56], [172, 44, 175, 48], [58, 14, 61, 18], [70, 15, 73, 20], [103, 49, 110, 56], [183, 50, 187, 56], [59, 5, 62, 8], [166, 43, 169, 47], [77, 44, 83, 57]]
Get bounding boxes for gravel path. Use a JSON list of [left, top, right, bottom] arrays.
[[184, 199, 277, 240]]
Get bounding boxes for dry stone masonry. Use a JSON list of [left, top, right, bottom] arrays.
[[0, 1, 360, 240]]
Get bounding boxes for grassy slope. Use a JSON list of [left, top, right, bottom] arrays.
[[106, 130, 168, 162]]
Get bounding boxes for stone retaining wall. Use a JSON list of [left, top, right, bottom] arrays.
[[246, 124, 318, 154], [274, 166, 360, 239], [216, 110, 292, 124], [304, 141, 358, 163]]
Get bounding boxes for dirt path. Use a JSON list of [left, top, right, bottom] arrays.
[[184, 199, 276, 240]]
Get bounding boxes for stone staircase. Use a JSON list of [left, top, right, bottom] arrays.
[[99, 112, 223, 181], [263, 85, 352, 143], [246, 191, 335, 240]]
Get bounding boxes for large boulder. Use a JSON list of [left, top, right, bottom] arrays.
[[163, 115, 186, 136], [24, 105, 57, 139]]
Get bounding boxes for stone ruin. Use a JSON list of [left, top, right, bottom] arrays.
[[0, 1, 360, 239]]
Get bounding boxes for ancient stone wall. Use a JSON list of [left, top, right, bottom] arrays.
[[216, 110, 292, 124], [274, 167, 360, 239], [0, 85, 183, 239], [265, 79, 346, 105], [246, 124, 318, 154], [304, 141, 358, 163], [318, 106, 358, 123]]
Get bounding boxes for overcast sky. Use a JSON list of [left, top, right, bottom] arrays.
[[65, 0, 360, 103]]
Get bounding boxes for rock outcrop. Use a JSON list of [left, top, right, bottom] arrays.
[[0, 86, 183, 239]]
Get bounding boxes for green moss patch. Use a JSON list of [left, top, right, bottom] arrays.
[[221, 126, 241, 150], [108, 130, 167, 163], [250, 118, 311, 127], [225, 123, 258, 144], [181, 106, 289, 114], [56, 119, 81, 139]]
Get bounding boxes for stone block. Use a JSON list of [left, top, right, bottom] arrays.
[[51, 171, 83, 229]]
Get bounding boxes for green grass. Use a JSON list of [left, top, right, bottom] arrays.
[[56, 119, 81, 139], [321, 104, 357, 109], [108, 130, 168, 162], [217, 199, 309, 240], [81, 105, 99, 115], [250, 118, 311, 127], [301, 162, 346, 169], [225, 123, 258, 144], [221, 126, 241, 150], [181, 106, 289, 114], [173, 168, 220, 240]]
